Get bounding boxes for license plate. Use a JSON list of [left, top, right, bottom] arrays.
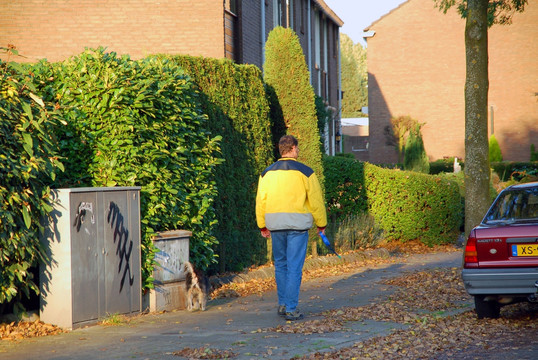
[[511, 244, 538, 256]]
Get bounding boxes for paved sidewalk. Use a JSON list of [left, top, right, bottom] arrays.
[[0, 251, 462, 360]]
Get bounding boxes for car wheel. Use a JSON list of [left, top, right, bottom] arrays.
[[474, 295, 500, 319]]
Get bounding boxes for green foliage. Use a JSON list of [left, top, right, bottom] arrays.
[[365, 164, 462, 245], [340, 34, 367, 118], [430, 157, 464, 174], [164, 55, 274, 273], [530, 144, 538, 161], [404, 125, 430, 174], [491, 161, 538, 181], [434, 0, 528, 27], [323, 156, 462, 246], [488, 134, 503, 162], [315, 96, 330, 135], [0, 57, 64, 312], [31, 49, 222, 288], [385, 115, 419, 163], [266, 84, 287, 159], [323, 155, 367, 220], [263, 27, 325, 192]]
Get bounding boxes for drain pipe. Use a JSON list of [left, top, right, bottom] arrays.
[[337, 30, 342, 154], [307, 0, 312, 83], [261, 0, 266, 70]]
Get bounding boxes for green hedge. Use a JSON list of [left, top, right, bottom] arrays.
[[429, 158, 463, 175], [323, 156, 463, 246], [365, 164, 463, 245], [1, 59, 63, 313], [30, 49, 222, 289], [163, 55, 274, 273], [491, 161, 538, 181], [431, 160, 538, 182], [323, 155, 368, 220], [263, 27, 325, 191]]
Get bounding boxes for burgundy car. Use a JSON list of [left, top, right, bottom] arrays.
[[462, 182, 538, 318]]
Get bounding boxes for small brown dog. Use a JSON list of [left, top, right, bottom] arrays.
[[184, 261, 210, 311]]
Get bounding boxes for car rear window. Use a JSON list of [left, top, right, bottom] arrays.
[[484, 187, 538, 224]]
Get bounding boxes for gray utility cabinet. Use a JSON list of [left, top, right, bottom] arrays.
[[40, 187, 142, 329]]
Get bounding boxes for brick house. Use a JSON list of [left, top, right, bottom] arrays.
[[0, 0, 343, 155], [364, 0, 538, 164]]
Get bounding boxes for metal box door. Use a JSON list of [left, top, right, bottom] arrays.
[[70, 191, 101, 324], [103, 190, 141, 315]]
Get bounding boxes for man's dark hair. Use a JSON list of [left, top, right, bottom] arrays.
[[279, 135, 298, 156]]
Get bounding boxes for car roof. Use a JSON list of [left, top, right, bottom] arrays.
[[505, 181, 538, 190]]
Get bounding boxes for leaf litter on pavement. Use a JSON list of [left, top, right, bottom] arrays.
[[269, 266, 537, 360], [2, 241, 536, 360]]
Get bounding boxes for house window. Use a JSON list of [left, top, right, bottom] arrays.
[[226, 0, 238, 14], [273, 0, 284, 27]]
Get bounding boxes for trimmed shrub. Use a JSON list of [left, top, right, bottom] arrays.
[[263, 27, 325, 190], [323, 155, 367, 220], [323, 156, 463, 246], [489, 134, 503, 162], [430, 157, 465, 174], [403, 124, 430, 174], [364, 164, 462, 245]]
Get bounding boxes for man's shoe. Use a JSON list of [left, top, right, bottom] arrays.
[[277, 305, 286, 316], [285, 310, 304, 321]]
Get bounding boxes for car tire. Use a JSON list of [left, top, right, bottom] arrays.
[[474, 295, 500, 319]]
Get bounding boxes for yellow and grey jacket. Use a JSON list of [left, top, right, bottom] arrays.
[[256, 158, 327, 231]]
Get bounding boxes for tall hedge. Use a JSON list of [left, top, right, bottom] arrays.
[[31, 49, 222, 288], [263, 27, 325, 189], [1, 58, 63, 313], [164, 55, 274, 273]]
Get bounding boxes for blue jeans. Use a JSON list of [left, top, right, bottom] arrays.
[[271, 230, 308, 312]]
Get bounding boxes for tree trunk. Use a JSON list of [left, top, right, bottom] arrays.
[[464, 0, 490, 236]]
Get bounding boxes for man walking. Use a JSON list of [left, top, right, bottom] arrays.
[[256, 135, 327, 320]]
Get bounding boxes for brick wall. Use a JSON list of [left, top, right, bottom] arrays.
[[367, 0, 538, 163], [0, 0, 225, 63]]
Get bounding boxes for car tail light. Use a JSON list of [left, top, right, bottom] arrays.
[[464, 233, 478, 268]]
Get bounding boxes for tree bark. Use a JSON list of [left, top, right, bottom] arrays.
[[464, 0, 490, 235]]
